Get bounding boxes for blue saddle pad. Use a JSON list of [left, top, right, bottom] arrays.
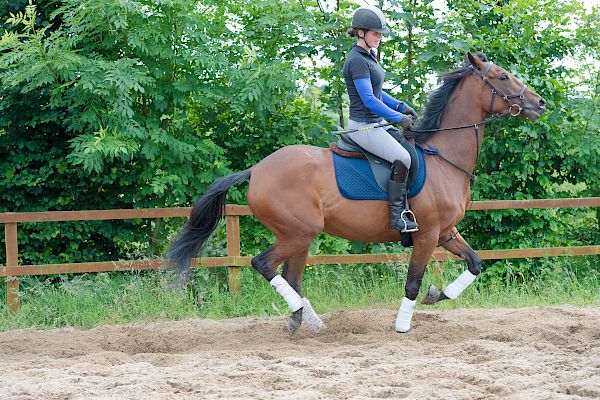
[[332, 146, 426, 200]]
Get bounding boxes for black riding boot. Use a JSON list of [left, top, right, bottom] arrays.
[[389, 160, 418, 233]]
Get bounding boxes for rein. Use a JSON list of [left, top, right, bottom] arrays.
[[332, 62, 527, 181], [418, 63, 527, 181], [407, 112, 511, 181]]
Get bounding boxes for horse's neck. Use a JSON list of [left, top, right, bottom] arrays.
[[430, 76, 488, 176]]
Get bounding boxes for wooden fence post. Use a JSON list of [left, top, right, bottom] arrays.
[[226, 215, 242, 293], [5, 223, 19, 313]]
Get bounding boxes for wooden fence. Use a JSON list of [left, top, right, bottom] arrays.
[[2, 197, 599, 313]]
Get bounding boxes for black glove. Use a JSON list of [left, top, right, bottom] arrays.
[[398, 103, 419, 118], [399, 115, 414, 130], [402, 104, 419, 118]]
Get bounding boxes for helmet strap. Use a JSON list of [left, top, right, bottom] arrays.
[[357, 29, 371, 49]]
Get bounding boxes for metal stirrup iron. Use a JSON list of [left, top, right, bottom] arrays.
[[400, 208, 418, 233]]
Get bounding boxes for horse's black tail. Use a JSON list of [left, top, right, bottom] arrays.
[[167, 169, 251, 285]]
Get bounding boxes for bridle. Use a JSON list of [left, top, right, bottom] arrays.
[[408, 62, 529, 181], [470, 63, 526, 118]]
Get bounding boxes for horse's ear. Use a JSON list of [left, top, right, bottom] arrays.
[[465, 52, 484, 70]]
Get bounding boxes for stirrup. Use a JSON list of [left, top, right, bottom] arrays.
[[400, 209, 419, 233]]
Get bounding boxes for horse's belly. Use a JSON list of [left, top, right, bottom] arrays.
[[322, 199, 400, 243]]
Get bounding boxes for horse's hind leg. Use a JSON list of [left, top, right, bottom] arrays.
[[422, 227, 481, 305], [280, 250, 307, 332], [282, 248, 325, 333], [281, 249, 308, 297], [251, 244, 301, 317], [251, 235, 319, 333]]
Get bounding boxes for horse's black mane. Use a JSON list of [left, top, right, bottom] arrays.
[[413, 52, 488, 144]]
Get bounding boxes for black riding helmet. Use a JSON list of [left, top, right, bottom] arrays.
[[351, 5, 390, 34]]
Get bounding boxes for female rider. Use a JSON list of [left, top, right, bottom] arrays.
[[343, 5, 419, 233]]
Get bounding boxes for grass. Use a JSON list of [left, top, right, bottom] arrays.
[[0, 256, 598, 331]]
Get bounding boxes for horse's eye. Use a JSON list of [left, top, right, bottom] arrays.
[[500, 74, 508, 81]]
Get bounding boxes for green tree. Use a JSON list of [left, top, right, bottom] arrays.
[[0, 0, 597, 273], [0, 0, 334, 264]]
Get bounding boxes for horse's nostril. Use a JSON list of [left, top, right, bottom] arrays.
[[539, 98, 546, 108]]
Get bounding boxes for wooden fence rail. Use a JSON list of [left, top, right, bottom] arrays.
[[2, 198, 600, 313]]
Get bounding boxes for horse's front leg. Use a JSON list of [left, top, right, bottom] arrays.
[[396, 233, 438, 333], [422, 227, 482, 305]]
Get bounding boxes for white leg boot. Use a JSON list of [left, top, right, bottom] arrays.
[[302, 297, 325, 333], [443, 270, 477, 299], [395, 297, 416, 333]]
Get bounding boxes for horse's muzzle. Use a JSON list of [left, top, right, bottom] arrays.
[[522, 96, 547, 120]]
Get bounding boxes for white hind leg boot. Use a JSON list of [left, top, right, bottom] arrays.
[[302, 297, 325, 333], [270, 275, 303, 312]]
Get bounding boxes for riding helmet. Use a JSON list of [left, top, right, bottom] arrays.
[[351, 6, 390, 34]]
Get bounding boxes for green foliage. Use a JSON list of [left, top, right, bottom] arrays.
[[0, 0, 598, 285], [0, 0, 58, 32], [0, 0, 334, 264]]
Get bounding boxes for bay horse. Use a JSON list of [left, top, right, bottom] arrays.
[[168, 52, 546, 333]]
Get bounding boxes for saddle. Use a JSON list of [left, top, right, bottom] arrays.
[[329, 128, 424, 248], [330, 127, 419, 193]]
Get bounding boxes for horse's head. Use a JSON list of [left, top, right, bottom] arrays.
[[466, 52, 546, 121]]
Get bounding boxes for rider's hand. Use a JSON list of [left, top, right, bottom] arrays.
[[399, 115, 414, 130], [402, 105, 419, 118]]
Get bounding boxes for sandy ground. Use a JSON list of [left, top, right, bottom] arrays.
[[1, 305, 599, 400]]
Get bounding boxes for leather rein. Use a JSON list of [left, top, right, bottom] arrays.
[[406, 63, 527, 181], [331, 63, 528, 180]]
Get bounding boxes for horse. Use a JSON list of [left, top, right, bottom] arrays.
[[168, 52, 546, 333]]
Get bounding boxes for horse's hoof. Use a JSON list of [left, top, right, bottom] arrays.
[[396, 329, 411, 334], [287, 308, 303, 334], [421, 285, 441, 305]]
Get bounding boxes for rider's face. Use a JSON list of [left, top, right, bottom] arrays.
[[364, 30, 382, 48]]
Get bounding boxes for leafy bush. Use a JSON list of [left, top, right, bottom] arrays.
[[0, 0, 597, 283]]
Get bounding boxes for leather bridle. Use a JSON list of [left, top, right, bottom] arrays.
[[470, 63, 527, 117], [416, 62, 529, 181]]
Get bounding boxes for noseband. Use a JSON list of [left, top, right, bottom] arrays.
[[469, 63, 527, 117]]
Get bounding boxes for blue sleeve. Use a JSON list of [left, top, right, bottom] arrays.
[[382, 91, 407, 112], [354, 78, 405, 123]]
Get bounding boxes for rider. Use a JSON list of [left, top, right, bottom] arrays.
[[343, 5, 419, 233]]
